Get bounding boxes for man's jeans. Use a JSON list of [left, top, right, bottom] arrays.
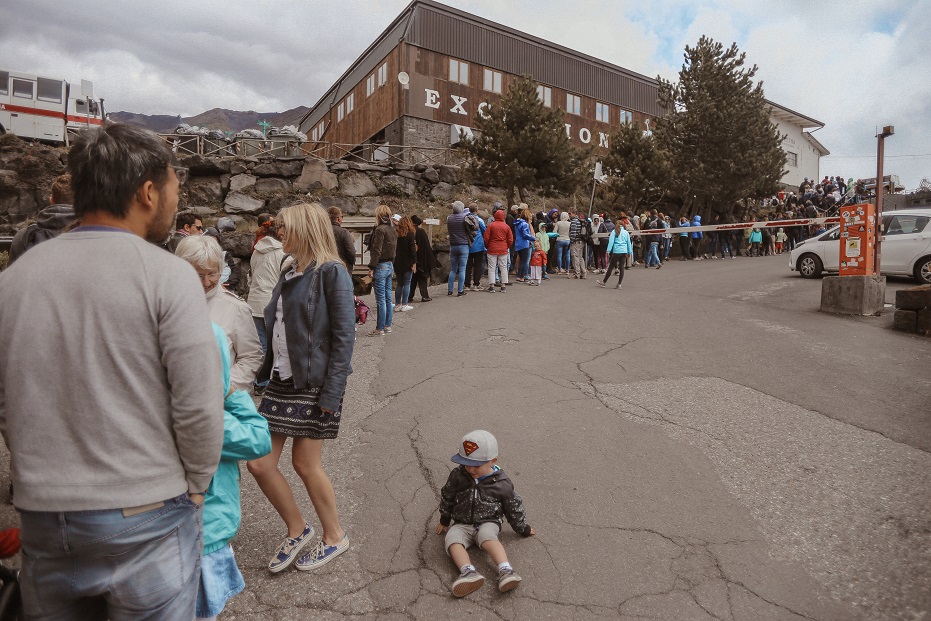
[[556, 240, 570, 270], [394, 269, 413, 305], [646, 242, 661, 267], [19, 493, 202, 620], [373, 261, 394, 330], [447, 245, 468, 293]]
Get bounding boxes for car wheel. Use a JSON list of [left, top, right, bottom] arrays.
[[797, 253, 823, 278], [914, 255, 931, 284]]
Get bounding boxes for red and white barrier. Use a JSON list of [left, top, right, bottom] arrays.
[[598, 217, 841, 237]]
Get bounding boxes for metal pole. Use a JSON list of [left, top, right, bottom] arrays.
[[587, 177, 597, 218], [874, 125, 893, 274]]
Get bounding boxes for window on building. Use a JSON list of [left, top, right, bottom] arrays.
[[337, 101, 345, 122], [449, 58, 469, 85], [346, 92, 354, 114], [311, 120, 325, 142], [786, 151, 798, 167], [566, 93, 581, 116], [366, 74, 375, 96], [536, 85, 551, 107], [483, 69, 502, 94], [0, 71, 8, 95], [596, 101, 610, 123], [618, 109, 633, 125], [12, 79, 34, 99], [377, 62, 387, 87]]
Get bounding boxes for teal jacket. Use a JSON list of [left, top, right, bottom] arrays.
[[606, 228, 633, 255], [204, 324, 272, 555], [749, 229, 763, 243]]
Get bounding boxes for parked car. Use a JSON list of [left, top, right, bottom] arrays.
[[789, 208, 931, 284]]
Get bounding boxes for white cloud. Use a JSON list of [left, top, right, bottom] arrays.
[[1, 0, 928, 188]]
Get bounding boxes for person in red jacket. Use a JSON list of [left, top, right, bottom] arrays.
[[528, 240, 547, 286], [483, 208, 513, 292]]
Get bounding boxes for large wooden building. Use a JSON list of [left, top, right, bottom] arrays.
[[298, 0, 825, 184], [298, 0, 662, 159]]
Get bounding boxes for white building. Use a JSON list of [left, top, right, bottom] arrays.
[[767, 100, 829, 189]]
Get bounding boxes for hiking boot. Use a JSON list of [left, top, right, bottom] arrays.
[[295, 534, 350, 571], [498, 567, 522, 592], [452, 568, 485, 597], [268, 524, 314, 573]]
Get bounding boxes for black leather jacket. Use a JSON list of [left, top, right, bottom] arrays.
[[439, 466, 532, 535], [257, 260, 355, 411]]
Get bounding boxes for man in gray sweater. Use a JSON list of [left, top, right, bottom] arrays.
[[0, 123, 224, 618]]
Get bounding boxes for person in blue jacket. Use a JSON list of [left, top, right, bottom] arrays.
[[198, 324, 272, 620], [596, 223, 632, 289], [465, 204, 487, 291], [513, 208, 537, 282], [689, 214, 703, 259]]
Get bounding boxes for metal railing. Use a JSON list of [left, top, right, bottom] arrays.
[[155, 134, 462, 166]]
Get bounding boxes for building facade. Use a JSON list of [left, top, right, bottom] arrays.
[[767, 101, 828, 189], [299, 0, 825, 186]]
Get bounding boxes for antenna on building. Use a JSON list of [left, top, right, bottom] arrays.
[[398, 72, 410, 89]]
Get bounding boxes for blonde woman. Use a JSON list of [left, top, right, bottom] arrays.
[[246, 203, 355, 573]]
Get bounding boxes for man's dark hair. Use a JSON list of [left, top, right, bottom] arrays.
[[68, 123, 172, 218], [51, 174, 74, 204], [175, 212, 198, 229]]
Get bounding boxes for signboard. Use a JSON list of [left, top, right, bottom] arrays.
[[838, 203, 876, 276]]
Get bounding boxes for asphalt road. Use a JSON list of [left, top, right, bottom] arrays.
[[2, 254, 929, 620]]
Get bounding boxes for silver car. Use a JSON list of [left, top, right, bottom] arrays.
[[789, 208, 931, 284]]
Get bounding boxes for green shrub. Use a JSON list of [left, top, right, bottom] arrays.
[[0, 251, 9, 272]]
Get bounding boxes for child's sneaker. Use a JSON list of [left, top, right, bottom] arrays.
[[295, 533, 350, 571], [452, 568, 485, 597], [268, 523, 314, 573], [498, 567, 522, 592]]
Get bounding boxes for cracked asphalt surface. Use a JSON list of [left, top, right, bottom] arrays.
[[2, 255, 929, 620]]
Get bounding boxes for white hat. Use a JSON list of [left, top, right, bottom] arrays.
[[451, 430, 498, 466], [392, 213, 402, 222]]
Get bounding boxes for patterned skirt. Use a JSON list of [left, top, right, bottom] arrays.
[[258, 375, 342, 439]]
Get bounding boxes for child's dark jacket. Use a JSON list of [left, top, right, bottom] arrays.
[[438, 466, 532, 536]]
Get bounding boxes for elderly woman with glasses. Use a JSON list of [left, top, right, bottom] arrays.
[[175, 235, 263, 392]]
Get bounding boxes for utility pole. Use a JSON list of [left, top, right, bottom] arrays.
[[874, 125, 894, 273]]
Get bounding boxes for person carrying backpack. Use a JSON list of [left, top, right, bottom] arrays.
[[8, 174, 77, 265]]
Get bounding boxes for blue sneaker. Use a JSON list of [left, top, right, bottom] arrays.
[[295, 533, 350, 571], [268, 523, 314, 573]]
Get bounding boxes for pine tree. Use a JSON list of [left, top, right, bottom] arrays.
[[654, 36, 786, 218], [603, 120, 671, 215], [461, 76, 588, 206]]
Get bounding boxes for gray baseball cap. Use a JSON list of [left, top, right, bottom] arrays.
[[451, 430, 498, 466]]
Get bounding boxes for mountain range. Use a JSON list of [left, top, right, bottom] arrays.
[[108, 106, 310, 134]]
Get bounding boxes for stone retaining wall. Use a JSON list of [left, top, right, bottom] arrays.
[[892, 285, 931, 337]]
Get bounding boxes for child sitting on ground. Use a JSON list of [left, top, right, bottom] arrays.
[[529, 240, 547, 286], [435, 430, 535, 597]]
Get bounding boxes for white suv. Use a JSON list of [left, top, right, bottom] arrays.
[[789, 208, 931, 284]]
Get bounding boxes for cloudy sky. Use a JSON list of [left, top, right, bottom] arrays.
[[2, 0, 928, 190]]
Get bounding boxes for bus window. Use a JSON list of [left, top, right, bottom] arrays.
[[12, 79, 34, 99], [37, 78, 62, 103], [89, 100, 99, 116], [0, 71, 8, 96], [75, 100, 87, 114]]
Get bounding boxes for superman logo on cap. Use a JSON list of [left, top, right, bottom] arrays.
[[463, 440, 479, 456]]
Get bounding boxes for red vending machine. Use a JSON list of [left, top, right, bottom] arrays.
[[838, 203, 876, 276]]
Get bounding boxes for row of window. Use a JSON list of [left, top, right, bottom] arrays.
[[0, 73, 64, 104], [333, 60, 391, 129], [449, 58, 633, 125]]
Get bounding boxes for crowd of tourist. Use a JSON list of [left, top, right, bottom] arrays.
[[0, 119, 861, 618]]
